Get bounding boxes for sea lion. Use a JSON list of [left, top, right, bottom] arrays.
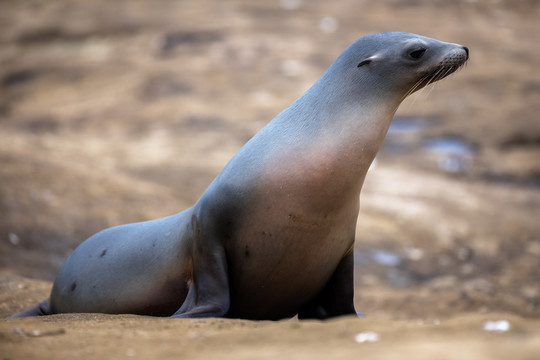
[[10, 32, 468, 320]]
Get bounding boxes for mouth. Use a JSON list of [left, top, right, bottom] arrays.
[[421, 51, 468, 84]]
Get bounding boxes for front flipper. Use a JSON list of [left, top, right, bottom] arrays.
[[298, 249, 357, 320], [171, 216, 230, 318]]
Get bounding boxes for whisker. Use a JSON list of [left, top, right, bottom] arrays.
[[400, 52, 467, 107], [401, 78, 424, 102]]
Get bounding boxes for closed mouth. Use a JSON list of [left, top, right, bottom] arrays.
[[421, 52, 468, 83]]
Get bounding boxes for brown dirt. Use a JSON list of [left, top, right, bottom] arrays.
[[1, 0, 539, 359]]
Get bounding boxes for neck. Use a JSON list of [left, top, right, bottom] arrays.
[[261, 78, 401, 206], [277, 75, 400, 166]]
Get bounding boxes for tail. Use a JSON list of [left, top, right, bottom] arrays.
[[8, 299, 51, 318]]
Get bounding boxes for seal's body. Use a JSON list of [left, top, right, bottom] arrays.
[[11, 32, 468, 320]]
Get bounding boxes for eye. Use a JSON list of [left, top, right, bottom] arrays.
[[409, 48, 426, 60]]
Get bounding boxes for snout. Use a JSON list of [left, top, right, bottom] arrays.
[[441, 45, 469, 67], [421, 44, 469, 84]]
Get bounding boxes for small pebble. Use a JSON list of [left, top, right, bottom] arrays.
[[9, 233, 20, 245], [354, 331, 380, 343], [483, 320, 511, 332]]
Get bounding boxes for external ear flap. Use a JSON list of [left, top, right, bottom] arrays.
[[357, 55, 380, 67]]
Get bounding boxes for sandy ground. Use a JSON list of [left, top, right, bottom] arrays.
[[1, 0, 539, 359]]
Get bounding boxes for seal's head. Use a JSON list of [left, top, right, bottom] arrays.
[[325, 32, 469, 105]]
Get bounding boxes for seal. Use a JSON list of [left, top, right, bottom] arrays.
[[10, 32, 468, 320]]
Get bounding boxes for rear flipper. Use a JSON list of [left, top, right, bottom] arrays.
[[8, 299, 51, 318]]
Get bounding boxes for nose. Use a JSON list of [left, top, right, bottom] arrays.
[[462, 46, 469, 58]]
